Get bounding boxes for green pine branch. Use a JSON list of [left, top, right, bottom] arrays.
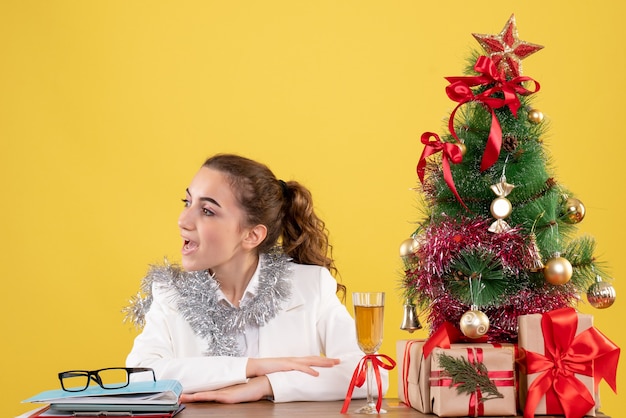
[[446, 249, 513, 306], [436, 352, 504, 402]]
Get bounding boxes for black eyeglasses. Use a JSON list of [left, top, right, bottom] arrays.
[[58, 367, 156, 392]]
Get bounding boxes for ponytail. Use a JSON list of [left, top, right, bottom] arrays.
[[280, 181, 345, 297], [280, 181, 335, 274]]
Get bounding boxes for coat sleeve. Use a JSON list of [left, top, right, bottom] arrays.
[[266, 267, 389, 402], [125, 282, 249, 393]]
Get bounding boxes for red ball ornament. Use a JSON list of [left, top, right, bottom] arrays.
[[543, 255, 573, 285]]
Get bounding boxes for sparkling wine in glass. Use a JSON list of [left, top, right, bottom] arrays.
[[352, 292, 385, 414]]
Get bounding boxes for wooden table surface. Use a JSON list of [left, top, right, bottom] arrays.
[[176, 398, 610, 417]]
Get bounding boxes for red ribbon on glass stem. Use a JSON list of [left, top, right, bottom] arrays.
[[445, 55, 539, 172], [416, 132, 466, 209], [523, 307, 620, 418], [341, 354, 396, 414]]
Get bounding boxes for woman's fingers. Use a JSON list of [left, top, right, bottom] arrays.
[[248, 356, 340, 377]]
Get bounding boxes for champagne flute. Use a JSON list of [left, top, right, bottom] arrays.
[[352, 292, 385, 414]]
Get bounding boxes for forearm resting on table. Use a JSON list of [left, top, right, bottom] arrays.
[[180, 376, 273, 403], [180, 356, 341, 404]]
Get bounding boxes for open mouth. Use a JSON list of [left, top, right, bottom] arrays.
[[182, 239, 199, 255]]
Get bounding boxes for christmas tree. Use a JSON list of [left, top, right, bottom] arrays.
[[401, 14, 616, 342]]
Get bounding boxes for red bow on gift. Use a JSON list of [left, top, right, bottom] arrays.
[[445, 55, 539, 172], [341, 354, 396, 414], [423, 322, 465, 358], [416, 132, 466, 209], [422, 321, 492, 358], [523, 308, 620, 418]]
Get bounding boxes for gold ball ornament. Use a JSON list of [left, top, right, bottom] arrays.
[[399, 237, 418, 258], [561, 197, 586, 224], [459, 309, 490, 339], [543, 255, 573, 285], [527, 108, 544, 124], [490, 197, 512, 219], [587, 278, 616, 309]]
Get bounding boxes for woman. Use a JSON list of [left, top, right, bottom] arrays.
[[125, 154, 387, 403]]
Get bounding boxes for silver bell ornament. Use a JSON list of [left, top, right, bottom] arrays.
[[587, 275, 616, 309], [399, 299, 422, 332]]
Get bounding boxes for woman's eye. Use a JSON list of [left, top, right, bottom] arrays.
[[181, 198, 190, 207], [202, 208, 215, 216]]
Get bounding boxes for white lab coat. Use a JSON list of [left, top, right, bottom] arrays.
[[126, 261, 388, 402]]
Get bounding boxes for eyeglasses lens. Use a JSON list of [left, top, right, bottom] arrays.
[[98, 368, 130, 389], [61, 371, 90, 392]]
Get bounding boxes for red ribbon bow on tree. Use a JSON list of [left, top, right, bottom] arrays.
[[341, 354, 396, 414], [445, 55, 540, 172], [416, 131, 466, 209], [523, 308, 620, 418]]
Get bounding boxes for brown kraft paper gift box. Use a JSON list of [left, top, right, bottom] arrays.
[[396, 340, 431, 413], [518, 311, 596, 417], [429, 345, 517, 417], [397, 339, 518, 416]]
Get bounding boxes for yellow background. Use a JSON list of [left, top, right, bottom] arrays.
[[1, 1, 624, 416]]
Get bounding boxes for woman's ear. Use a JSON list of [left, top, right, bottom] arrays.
[[243, 224, 268, 250]]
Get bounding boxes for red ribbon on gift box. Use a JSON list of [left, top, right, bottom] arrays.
[[423, 321, 464, 358], [523, 307, 620, 418], [445, 55, 539, 172], [400, 340, 421, 408], [430, 347, 514, 417], [341, 354, 396, 414]]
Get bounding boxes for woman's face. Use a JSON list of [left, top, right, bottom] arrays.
[[178, 166, 251, 272]]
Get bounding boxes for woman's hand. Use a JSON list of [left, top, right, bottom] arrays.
[[180, 376, 272, 404], [246, 356, 340, 377]]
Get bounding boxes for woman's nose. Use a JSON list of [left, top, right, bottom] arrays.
[[178, 208, 194, 230]]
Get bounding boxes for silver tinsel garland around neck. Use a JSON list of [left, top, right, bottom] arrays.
[[123, 250, 292, 356]]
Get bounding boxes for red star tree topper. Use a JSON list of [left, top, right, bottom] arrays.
[[472, 14, 543, 78]]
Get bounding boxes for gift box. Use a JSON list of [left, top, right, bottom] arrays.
[[429, 345, 517, 417], [396, 337, 518, 416], [518, 308, 620, 418], [396, 340, 431, 413]]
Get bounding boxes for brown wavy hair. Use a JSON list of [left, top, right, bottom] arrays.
[[202, 154, 345, 296]]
